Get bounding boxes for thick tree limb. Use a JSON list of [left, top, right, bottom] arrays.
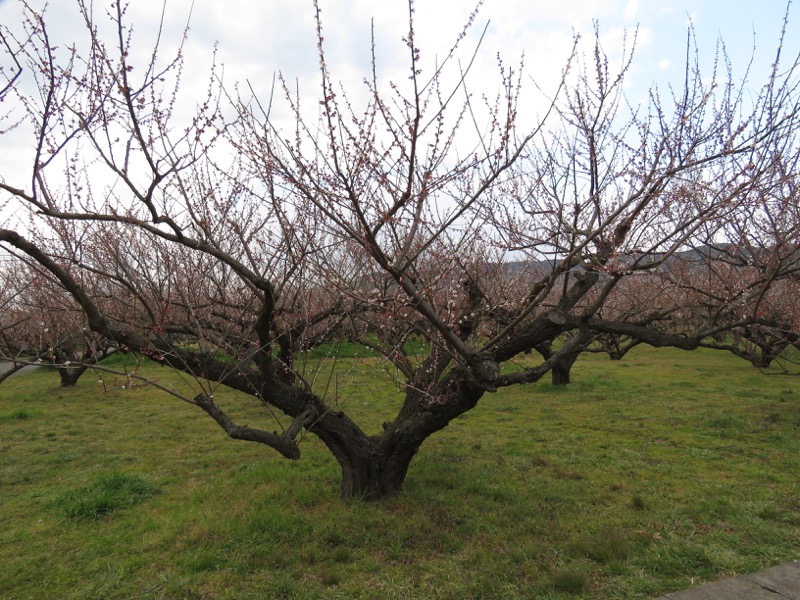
[[192, 393, 301, 459]]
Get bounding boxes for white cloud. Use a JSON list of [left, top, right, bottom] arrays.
[[1, 0, 797, 198], [623, 0, 639, 21]]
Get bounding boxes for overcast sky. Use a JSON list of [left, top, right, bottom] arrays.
[[104, 1, 799, 92], [0, 0, 798, 190], [2, 0, 797, 97]]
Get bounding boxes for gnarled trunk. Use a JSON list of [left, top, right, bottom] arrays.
[[750, 354, 776, 369], [58, 365, 89, 387], [325, 378, 485, 500], [335, 446, 418, 501], [52, 346, 115, 387], [551, 352, 579, 385]]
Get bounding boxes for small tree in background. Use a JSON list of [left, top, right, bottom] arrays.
[[0, 235, 119, 386]]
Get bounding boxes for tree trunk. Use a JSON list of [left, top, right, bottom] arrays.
[[52, 345, 110, 387], [58, 365, 88, 387], [300, 399, 424, 501], [336, 448, 417, 501], [317, 427, 420, 500], [551, 352, 579, 385], [750, 355, 774, 369], [328, 378, 485, 501]]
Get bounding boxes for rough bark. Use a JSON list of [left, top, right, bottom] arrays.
[[57, 365, 89, 387], [551, 352, 579, 386], [333, 442, 416, 501], [324, 374, 487, 500]]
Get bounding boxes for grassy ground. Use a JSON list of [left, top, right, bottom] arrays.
[[0, 347, 798, 599]]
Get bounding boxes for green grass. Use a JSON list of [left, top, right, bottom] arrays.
[[56, 472, 161, 520], [0, 346, 798, 599], [306, 336, 428, 359]]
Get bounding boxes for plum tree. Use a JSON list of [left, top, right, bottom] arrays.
[[1, 0, 798, 499]]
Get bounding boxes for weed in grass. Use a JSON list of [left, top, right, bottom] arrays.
[[466, 574, 515, 599], [323, 529, 347, 547], [755, 412, 782, 431], [551, 566, 589, 593], [265, 573, 299, 599], [757, 505, 800, 525], [56, 472, 160, 519], [291, 484, 326, 508], [553, 467, 585, 480], [183, 548, 224, 573], [569, 529, 630, 563], [386, 537, 407, 561], [530, 455, 549, 467], [246, 509, 310, 541], [19, 391, 49, 403], [332, 546, 352, 563], [605, 559, 628, 576], [265, 547, 292, 569], [7, 408, 33, 420], [319, 566, 342, 586], [630, 494, 646, 510], [300, 546, 323, 566]]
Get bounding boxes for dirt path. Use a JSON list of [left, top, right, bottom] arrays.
[[0, 361, 40, 379]]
